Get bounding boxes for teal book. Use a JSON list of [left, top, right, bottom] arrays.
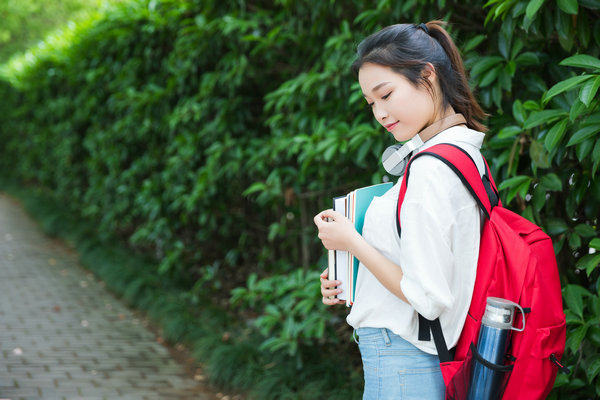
[[327, 182, 393, 306]]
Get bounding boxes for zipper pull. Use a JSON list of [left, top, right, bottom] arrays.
[[550, 354, 570, 374]]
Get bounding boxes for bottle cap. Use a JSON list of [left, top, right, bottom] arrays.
[[482, 297, 518, 329]]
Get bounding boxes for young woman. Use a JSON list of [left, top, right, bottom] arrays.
[[313, 21, 488, 399]]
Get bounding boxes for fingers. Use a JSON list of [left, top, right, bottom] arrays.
[[313, 212, 326, 227], [313, 209, 337, 227], [322, 296, 345, 306], [320, 271, 343, 305], [320, 273, 341, 290]]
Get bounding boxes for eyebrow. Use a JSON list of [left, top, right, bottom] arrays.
[[363, 81, 391, 97]]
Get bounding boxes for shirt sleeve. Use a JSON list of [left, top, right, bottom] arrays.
[[399, 156, 473, 320]]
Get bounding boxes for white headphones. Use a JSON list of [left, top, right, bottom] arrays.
[[381, 113, 467, 176]]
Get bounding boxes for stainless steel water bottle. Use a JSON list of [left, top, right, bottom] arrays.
[[467, 297, 525, 400]]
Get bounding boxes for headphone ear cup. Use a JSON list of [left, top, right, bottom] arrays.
[[382, 144, 409, 176]]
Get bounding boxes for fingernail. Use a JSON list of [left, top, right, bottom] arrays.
[[337, 289, 343, 293]]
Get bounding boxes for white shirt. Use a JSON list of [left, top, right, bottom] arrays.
[[346, 125, 485, 355]]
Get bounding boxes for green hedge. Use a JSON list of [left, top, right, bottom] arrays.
[[1, 0, 599, 398]]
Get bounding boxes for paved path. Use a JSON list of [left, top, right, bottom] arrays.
[[0, 194, 233, 400]]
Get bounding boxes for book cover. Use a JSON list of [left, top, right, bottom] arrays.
[[328, 182, 393, 306]]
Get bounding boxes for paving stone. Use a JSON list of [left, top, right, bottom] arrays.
[[0, 194, 225, 400]]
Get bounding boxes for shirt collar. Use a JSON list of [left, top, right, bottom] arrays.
[[422, 125, 485, 151]]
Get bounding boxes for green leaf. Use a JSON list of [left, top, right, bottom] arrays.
[[523, 100, 541, 111], [544, 119, 569, 150], [576, 138, 595, 161], [540, 173, 563, 191], [526, 0, 546, 20], [479, 65, 501, 87], [580, 76, 600, 107], [570, 99, 589, 121], [587, 355, 600, 383], [558, 0, 579, 14], [563, 284, 590, 318], [577, 11, 591, 48], [463, 34, 486, 52], [506, 60, 517, 76], [560, 54, 600, 70], [499, 68, 512, 91], [242, 182, 267, 196], [532, 184, 546, 211], [513, 100, 527, 124], [543, 75, 594, 104], [498, 175, 531, 191], [510, 179, 531, 203], [584, 114, 600, 126], [498, 125, 522, 138], [567, 125, 600, 146], [546, 218, 569, 235], [566, 324, 588, 353], [499, 175, 532, 204], [577, 253, 600, 275], [574, 224, 596, 237], [471, 56, 504, 77], [579, 0, 600, 10], [530, 140, 550, 168], [515, 51, 539, 65], [590, 238, 600, 250], [523, 110, 568, 129], [569, 232, 582, 248], [498, 32, 510, 59], [510, 39, 525, 61]]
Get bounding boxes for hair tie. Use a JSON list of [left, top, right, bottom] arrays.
[[417, 23, 429, 35]]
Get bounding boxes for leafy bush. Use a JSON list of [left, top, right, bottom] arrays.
[[0, 0, 599, 397], [231, 269, 333, 363]]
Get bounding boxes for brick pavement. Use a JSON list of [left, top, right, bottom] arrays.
[[0, 194, 232, 400]]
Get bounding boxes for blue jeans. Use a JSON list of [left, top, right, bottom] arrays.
[[356, 327, 445, 400]]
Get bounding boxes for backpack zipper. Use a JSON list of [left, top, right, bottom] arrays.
[[550, 354, 570, 374]]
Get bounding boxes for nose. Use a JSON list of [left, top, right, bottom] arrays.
[[372, 103, 387, 122]]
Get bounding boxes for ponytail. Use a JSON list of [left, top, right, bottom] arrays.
[[425, 21, 487, 132], [352, 20, 488, 132]]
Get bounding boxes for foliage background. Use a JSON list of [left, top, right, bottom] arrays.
[[0, 0, 126, 64], [0, 0, 599, 398]]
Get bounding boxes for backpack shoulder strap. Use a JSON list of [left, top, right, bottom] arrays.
[[397, 143, 500, 234]]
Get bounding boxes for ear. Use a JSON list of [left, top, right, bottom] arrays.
[[421, 63, 437, 84]]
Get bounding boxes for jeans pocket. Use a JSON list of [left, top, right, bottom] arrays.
[[398, 366, 445, 399], [356, 327, 384, 344]]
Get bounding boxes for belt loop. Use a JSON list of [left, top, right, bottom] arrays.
[[353, 329, 359, 344], [381, 328, 391, 346]]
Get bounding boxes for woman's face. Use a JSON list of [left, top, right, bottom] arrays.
[[358, 63, 439, 142]]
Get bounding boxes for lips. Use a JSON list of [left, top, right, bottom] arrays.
[[385, 122, 399, 132]]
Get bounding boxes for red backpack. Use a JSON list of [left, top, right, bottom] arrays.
[[397, 143, 568, 399]]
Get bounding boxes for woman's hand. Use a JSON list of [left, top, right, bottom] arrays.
[[313, 209, 360, 252], [320, 268, 345, 305]]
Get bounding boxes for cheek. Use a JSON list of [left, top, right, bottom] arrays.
[[397, 91, 433, 119]]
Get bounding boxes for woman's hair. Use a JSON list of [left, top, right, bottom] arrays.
[[352, 21, 488, 132]]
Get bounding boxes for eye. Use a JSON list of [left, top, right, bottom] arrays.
[[366, 101, 374, 108], [382, 91, 392, 100]]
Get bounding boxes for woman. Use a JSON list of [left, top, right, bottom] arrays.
[[313, 21, 488, 399]]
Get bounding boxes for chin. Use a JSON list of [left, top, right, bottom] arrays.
[[393, 132, 414, 143]]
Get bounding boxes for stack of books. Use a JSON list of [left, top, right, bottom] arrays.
[[328, 182, 393, 306]]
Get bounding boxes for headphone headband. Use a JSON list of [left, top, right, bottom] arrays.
[[417, 113, 467, 142]]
